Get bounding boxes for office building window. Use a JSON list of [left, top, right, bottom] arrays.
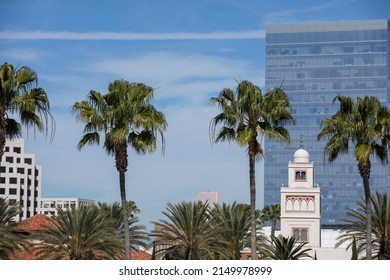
[[9, 177, 17, 184], [9, 188, 17, 195]]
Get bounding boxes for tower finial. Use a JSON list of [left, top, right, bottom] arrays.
[[300, 135, 304, 149]]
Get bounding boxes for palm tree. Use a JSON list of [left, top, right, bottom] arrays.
[[72, 80, 167, 259], [262, 235, 312, 260], [336, 192, 390, 260], [317, 95, 390, 259], [0, 62, 54, 162], [32, 206, 123, 260], [152, 201, 226, 260], [210, 80, 294, 259], [260, 204, 281, 237], [211, 202, 251, 259], [0, 198, 26, 259], [97, 202, 149, 250]]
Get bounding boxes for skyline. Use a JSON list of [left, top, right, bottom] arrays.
[[1, 0, 390, 230]]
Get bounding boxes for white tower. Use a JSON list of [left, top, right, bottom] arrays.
[[280, 143, 321, 247]]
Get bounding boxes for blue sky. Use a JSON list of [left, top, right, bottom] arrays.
[[1, 0, 389, 230]]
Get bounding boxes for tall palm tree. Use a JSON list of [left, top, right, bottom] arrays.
[[97, 201, 149, 250], [317, 95, 390, 259], [211, 202, 251, 259], [72, 80, 167, 259], [152, 201, 226, 260], [260, 204, 281, 237], [336, 192, 390, 260], [210, 80, 294, 259], [0, 198, 26, 259], [0, 62, 54, 162], [32, 206, 123, 260], [262, 235, 312, 260]]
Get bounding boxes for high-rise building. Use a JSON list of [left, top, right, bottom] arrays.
[[0, 139, 41, 221], [264, 20, 390, 226]]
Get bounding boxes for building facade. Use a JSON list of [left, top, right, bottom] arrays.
[[264, 20, 390, 226], [280, 146, 321, 247], [37, 198, 96, 216], [0, 139, 41, 221]]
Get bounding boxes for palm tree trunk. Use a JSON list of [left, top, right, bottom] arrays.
[[379, 237, 390, 260], [115, 143, 131, 260], [358, 161, 372, 260], [271, 219, 276, 237], [119, 170, 131, 260], [235, 240, 241, 260], [249, 150, 257, 260]]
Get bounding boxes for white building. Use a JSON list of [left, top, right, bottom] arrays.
[[1, 138, 96, 221], [0, 139, 41, 221], [280, 146, 352, 259], [280, 147, 321, 247], [38, 198, 96, 216]]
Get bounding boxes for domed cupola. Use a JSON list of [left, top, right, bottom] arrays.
[[294, 148, 310, 163]]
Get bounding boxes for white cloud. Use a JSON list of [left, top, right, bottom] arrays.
[[0, 30, 265, 40], [0, 48, 43, 62], [91, 52, 263, 104]]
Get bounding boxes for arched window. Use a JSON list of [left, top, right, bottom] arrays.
[[292, 228, 309, 242], [295, 171, 307, 181]]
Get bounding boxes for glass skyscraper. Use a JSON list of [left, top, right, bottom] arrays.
[[264, 20, 390, 226]]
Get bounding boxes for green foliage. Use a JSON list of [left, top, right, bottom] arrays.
[[72, 81, 167, 159], [260, 204, 281, 237], [318, 95, 390, 259], [318, 95, 390, 165], [262, 235, 312, 260], [152, 201, 227, 260], [351, 236, 358, 260], [336, 192, 390, 260], [97, 201, 149, 249], [72, 80, 167, 259], [0, 62, 55, 149], [31, 206, 123, 260], [211, 202, 252, 259], [210, 80, 294, 259], [0, 198, 26, 260]]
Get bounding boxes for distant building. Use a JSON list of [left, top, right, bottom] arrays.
[[265, 19, 390, 226], [196, 191, 219, 206], [37, 197, 96, 216], [0, 139, 41, 221], [1, 138, 95, 221]]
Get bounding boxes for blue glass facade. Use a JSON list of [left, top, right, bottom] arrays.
[[264, 20, 390, 226]]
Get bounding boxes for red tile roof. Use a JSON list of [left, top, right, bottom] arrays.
[[130, 249, 152, 260], [17, 214, 56, 231]]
